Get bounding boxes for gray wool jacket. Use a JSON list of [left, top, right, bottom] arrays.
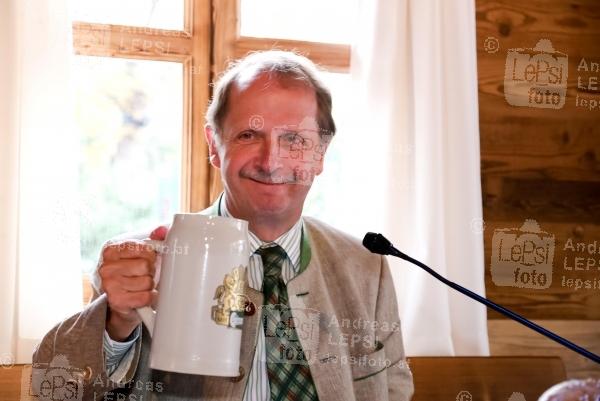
[[31, 211, 414, 401]]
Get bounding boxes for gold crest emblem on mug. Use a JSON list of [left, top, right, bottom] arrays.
[[211, 265, 248, 329]]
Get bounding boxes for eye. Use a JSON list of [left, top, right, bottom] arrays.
[[236, 130, 257, 142], [281, 131, 305, 145]]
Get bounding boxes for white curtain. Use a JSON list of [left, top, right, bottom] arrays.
[[345, 0, 490, 355], [0, 0, 82, 364]]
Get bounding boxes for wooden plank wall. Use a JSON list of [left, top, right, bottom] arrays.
[[475, 0, 600, 377]]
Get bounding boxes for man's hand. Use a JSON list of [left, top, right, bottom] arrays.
[[99, 226, 168, 341]]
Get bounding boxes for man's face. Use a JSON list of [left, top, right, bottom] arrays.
[[206, 74, 329, 222]]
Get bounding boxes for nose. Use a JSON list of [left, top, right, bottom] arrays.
[[257, 135, 283, 173]]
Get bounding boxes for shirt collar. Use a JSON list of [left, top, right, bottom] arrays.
[[218, 193, 303, 268]]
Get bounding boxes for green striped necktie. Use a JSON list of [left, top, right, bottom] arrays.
[[256, 245, 319, 401]]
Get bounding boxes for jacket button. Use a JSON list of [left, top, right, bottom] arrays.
[[85, 366, 93, 380], [244, 301, 256, 316], [74, 366, 93, 381], [230, 366, 245, 382]]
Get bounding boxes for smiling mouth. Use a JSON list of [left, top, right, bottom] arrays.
[[248, 177, 287, 185]]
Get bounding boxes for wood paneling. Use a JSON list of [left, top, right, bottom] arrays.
[[408, 356, 566, 401], [476, 0, 600, 319], [0, 364, 27, 401], [488, 320, 600, 379], [484, 220, 600, 319], [208, 0, 240, 203], [83, 275, 93, 306], [188, 0, 213, 212], [2, 359, 567, 401], [73, 22, 192, 62], [477, 0, 600, 377]]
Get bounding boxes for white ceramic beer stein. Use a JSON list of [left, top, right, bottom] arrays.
[[137, 213, 250, 376]]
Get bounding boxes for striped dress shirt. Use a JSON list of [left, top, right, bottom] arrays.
[[222, 199, 303, 401], [103, 196, 304, 401]]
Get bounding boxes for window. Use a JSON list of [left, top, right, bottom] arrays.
[[73, 0, 184, 30], [72, 1, 212, 285], [73, 57, 183, 273], [72, 0, 357, 299], [240, 0, 358, 44], [304, 72, 353, 223]]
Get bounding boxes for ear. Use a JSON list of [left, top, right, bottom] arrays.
[[204, 124, 221, 169]]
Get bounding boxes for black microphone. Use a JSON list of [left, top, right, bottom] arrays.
[[363, 232, 600, 365]]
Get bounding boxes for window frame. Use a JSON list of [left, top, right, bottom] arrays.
[[71, 0, 351, 211], [209, 0, 351, 200]]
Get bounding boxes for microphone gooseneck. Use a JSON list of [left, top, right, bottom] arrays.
[[363, 232, 600, 365]]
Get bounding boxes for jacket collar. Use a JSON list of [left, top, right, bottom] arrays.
[[200, 192, 312, 270]]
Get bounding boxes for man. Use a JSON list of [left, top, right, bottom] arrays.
[[32, 51, 414, 401]]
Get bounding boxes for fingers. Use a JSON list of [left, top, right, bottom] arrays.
[[102, 240, 157, 263], [107, 290, 157, 316], [100, 258, 156, 281], [150, 225, 169, 241], [99, 233, 164, 336], [99, 258, 157, 318], [103, 273, 155, 293]]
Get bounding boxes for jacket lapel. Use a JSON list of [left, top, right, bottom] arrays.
[[286, 224, 355, 401], [199, 197, 352, 400]]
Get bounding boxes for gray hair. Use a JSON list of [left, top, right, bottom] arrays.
[[205, 50, 336, 141]]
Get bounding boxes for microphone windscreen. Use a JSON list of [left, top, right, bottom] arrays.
[[362, 232, 392, 255]]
